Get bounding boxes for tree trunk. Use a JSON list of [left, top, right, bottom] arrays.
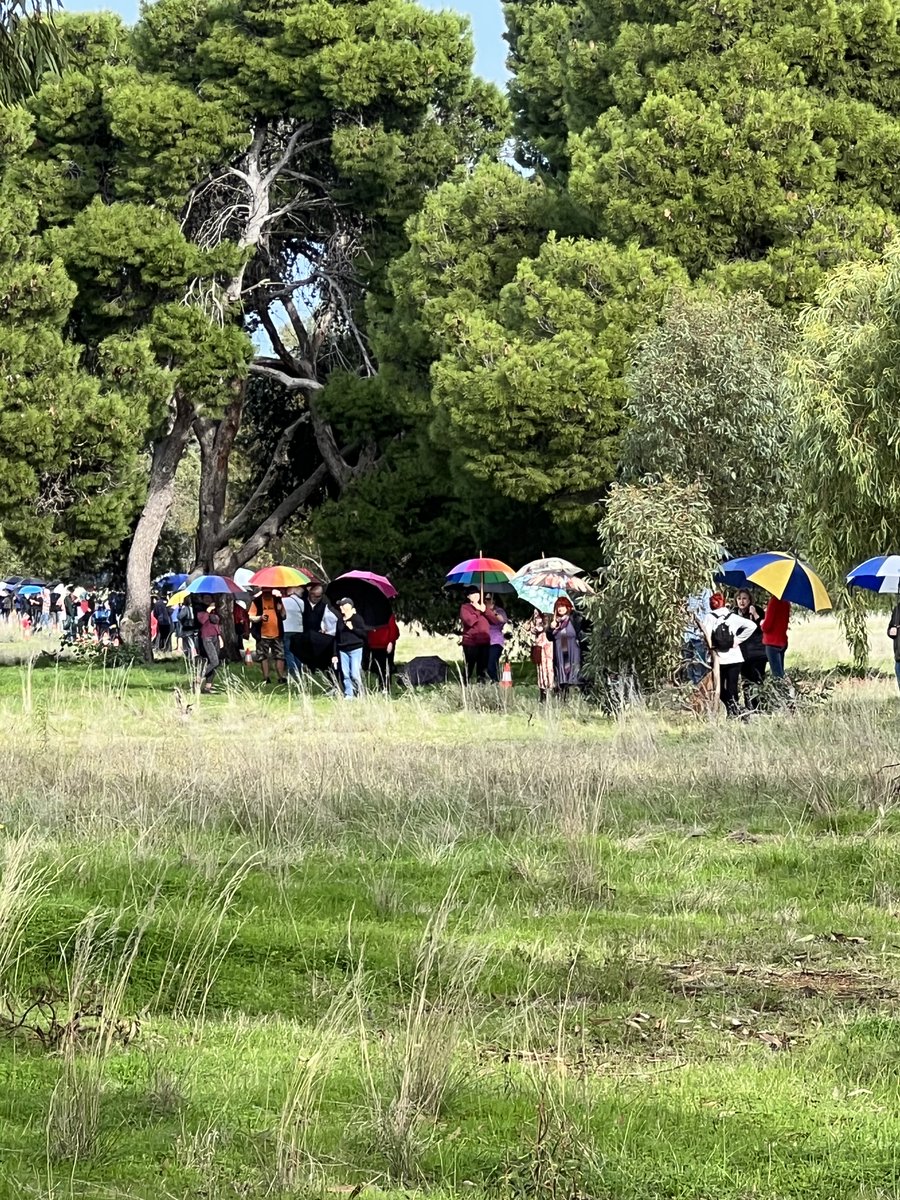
[[193, 383, 245, 572], [120, 393, 196, 659]]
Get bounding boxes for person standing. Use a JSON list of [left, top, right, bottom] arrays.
[[152, 594, 173, 652], [888, 602, 900, 694], [761, 595, 791, 678], [178, 599, 198, 660], [484, 594, 510, 683], [281, 588, 305, 681], [196, 602, 221, 693], [248, 588, 286, 684], [735, 589, 767, 709], [529, 610, 555, 701], [303, 583, 337, 673], [63, 586, 77, 643], [366, 612, 399, 690], [460, 588, 501, 683], [547, 597, 583, 697], [683, 589, 712, 685], [701, 593, 756, 717], [335, 598, 369, 698]]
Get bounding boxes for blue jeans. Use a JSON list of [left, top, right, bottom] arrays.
[[895, 660, 900, 694], [766, 645, 786, 678], [284, 633, 303, 680], [339, 647, 363, 698]]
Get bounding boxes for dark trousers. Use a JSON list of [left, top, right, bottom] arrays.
[[201, 639, 219, 684], [719, 663, 743, 717], [487, 643, 504, 682], [741, 656, 767, 710], [155, 623, 173, 652], [463, 643, 489, 683], [765, 645, 786, 678], [366, 646, 394, 689]]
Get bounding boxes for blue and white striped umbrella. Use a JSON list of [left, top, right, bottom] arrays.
[[846, 555, 900, 595]]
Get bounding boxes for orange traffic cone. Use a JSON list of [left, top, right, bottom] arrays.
[[500, 661, 513, 688]]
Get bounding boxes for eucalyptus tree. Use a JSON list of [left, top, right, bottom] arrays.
[[789, 242, 900, 667]]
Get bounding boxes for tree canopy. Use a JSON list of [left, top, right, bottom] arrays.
[[621, 289, 795, 558]]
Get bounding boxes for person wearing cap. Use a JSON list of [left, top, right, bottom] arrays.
[[460, 588, 502, 683], [335, 597, 370, 698], [700, 592, 757, 717]]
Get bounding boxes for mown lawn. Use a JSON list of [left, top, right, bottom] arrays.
[[0, 628, 898, 1199]]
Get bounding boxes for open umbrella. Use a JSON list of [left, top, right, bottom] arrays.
[[19, 585, 43, 597], [332, 570, 397, 598], [327, 571, 397, 626], [248, 565, 311, 589], [847, 555, 900, 595], [445, 556, 516, 596], [511, 558, 593, 613], [718, 552, 832, 612], [183, 574, 247, 597]]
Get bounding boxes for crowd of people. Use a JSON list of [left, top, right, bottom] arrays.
[[683, 588, 793, 716], [4, 570, 898, 707], [159, 581, 400, 698]]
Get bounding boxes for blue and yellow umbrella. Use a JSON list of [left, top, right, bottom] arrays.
[[718, 552, 832, 612]]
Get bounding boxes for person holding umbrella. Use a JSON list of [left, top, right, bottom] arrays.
[[196, 599, 222, 693], [460, 587, 503, 683], [761, 596, 791, 679], [248, 589, 286, 684], [889, 604, 900, 694]]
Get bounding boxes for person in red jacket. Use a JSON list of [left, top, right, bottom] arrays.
[[366, 612, 400, 690], [761, 595, 791, 678], [460, 587, 502, 683]]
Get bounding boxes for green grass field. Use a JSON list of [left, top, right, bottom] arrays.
[[0, 617, 898, 1199]]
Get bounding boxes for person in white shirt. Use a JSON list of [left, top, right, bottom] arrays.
[[701, 592, 756, 718], [281, 589, 305, 680]]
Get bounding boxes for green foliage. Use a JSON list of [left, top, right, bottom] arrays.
[[589, 478, 719, 687], [525, 0, 900, 303], [0, 0, 63, 103], [428, 234, 686, 509], [621, 289, 795, 557], [789, 239, 900, 667], [0, 107, 149, 571]]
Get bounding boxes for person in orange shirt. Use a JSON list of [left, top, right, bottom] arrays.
[[248, 588, 286, 684]]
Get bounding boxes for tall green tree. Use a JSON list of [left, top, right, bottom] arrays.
[[0, 105, 158, 572], [621, 289, 795, 558], [789, 239, 900, 667]]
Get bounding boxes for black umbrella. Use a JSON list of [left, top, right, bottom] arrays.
[[325, 577, 393, 627]]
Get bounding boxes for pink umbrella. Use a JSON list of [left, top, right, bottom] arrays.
[[331, 570, 398, 599]]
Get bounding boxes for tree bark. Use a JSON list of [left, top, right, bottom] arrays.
[[120, 392, 196, 659], [193, 382, 245, 572]]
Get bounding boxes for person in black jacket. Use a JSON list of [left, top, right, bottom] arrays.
[[889, 602, 900, 694], [735, 589, 767, 710], [335, 598, 369, 698], [152, 594, 173, 652], [63, 586, 78, 642]]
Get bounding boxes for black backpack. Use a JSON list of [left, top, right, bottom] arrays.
[[711, 618, 735, 652]]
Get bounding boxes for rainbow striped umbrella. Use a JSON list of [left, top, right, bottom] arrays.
[[718, 552, 832, 612], [248, 565, 312, 589], [445, 556, 516, 595]]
